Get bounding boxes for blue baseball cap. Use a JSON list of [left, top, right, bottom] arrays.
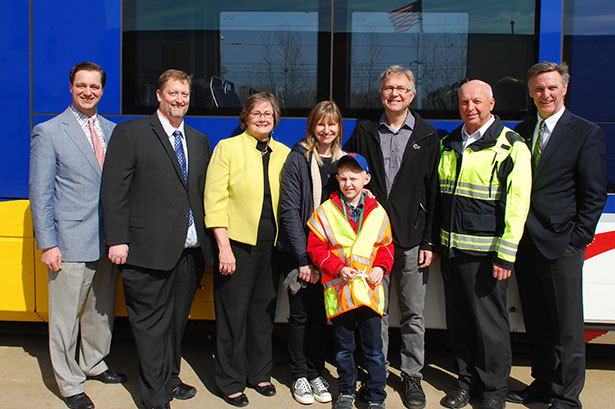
[[338, 152, 370, 173]]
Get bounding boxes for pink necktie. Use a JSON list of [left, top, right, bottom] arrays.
[[89, 117, 105, 169]]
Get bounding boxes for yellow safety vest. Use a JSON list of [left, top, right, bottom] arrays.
[[307, 198, 392, 319]]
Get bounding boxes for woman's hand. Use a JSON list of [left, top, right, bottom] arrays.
[[212, 227, 237, 275], [299, 264, 316, 283], [218, 246, 236, 275]]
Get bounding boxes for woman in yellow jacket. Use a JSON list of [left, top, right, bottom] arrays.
[[205, 92, 290, 407]]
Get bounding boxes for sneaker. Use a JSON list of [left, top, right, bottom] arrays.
[[309, 376, 332, 403], [334, 394, 355, 409], [402, 376, 426, 409], [368, 403, 386, 409], [292, 377, 314, 405]]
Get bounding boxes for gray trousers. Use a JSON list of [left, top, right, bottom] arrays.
[[47, 257, 119, 397], [380, 245, 429, 379]]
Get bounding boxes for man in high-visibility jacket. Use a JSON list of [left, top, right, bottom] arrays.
[[438, 80, 532, 409], [307, 153, 394, 409]]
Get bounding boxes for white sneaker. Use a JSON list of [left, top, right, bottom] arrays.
[[293, 377, 314, 405], [309, 376, 332, 403]]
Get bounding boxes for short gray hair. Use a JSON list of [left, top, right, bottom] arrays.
[[378, 65, 416, 94], [527, 61, 570, 87]]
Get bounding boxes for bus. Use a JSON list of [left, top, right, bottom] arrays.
[[1, 0, 614, 342]]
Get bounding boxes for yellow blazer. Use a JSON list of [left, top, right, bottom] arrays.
[[204, 130, 290, 245]]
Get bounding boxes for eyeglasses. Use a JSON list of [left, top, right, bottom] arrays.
[[381, 86, 411, 95], [249, 111, 274, 119]]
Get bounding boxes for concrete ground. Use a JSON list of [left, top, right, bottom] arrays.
[[0, 320, 613, 409]]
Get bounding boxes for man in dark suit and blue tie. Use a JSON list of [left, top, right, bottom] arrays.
[[30, 61, 126, 409], [507, 61, 607, 409], [101, 69, 213, 409]]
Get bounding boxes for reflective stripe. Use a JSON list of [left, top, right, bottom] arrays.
[[323, 276, 345, 290], [440, 180, 503, 199]]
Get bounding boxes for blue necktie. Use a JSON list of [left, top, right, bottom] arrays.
[[173, 130, 193, 227]]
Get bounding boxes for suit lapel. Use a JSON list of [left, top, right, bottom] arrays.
[[535, 110, 572, 177], [61, 109, 102, 176], [150, 114, 187, 189], [185, 126, 200, 191], [100, 117, 113, 144]]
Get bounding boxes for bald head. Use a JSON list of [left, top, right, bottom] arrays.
[[459, 80, 495, 134]]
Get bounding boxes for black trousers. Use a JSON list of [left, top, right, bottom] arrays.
[[214, 239, 278, 396], [279, 252, 327, 382], [441, 255, 511, 400], [515, 235, 586, 409], [121, 248, 204, 409]]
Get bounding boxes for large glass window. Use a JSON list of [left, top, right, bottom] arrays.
[[123, 0, 537, 119], [123, 0, 319, 115], [336, 0, 536, 118], [563, 0, 615, 122], [563, 0, 615, 190]]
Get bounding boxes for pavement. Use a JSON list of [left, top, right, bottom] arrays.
[[0, 320, 614, 409]]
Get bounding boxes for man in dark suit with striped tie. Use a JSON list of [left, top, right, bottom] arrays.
[[101, 69, 213, 409], [507, 61, 607, 409]]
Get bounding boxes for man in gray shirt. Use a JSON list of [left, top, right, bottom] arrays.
[[345, 65, 440, 409]]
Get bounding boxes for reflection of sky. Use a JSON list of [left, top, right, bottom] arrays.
[[352, 12, 469, 33], [125, 0, 534, 34], [564, 0, 615, 35], [220, 11, 317, 31]]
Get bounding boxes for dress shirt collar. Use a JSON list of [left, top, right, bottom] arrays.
[[461, 114, 495, 149], [378, 110, 415, 134], [538, 105, 566, 133], [157, 109, 185, 138]]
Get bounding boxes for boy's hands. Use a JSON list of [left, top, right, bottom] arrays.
[[368, 266, 384, 285], [340, 267, 357, 281]]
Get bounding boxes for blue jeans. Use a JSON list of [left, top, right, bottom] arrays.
[[331, 306, 387, 403]]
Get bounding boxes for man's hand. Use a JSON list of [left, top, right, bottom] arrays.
[[299, 264, 318, 283], [42, 247, 62, 272], [493, 263, 512, 280], [418, 249, 434, 268], [340, 267, 357, 282], [368, 266, 385, 285], [109, 244, 129, 265]]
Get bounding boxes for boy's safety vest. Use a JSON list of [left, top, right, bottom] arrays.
[[307, 198, 392, 319]]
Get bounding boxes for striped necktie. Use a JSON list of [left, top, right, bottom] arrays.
[[532, 120, 546, 170], [173, 130, 193, 227]]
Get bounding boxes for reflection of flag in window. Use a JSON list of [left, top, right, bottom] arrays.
[[388, 0, 422, 33]]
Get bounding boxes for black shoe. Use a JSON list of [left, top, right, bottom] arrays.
[[64, 393, 94, 409], [478, 398, 505, 409], [151, 404, 170, 409], [252, 382, 276, 396], [506, 381, 553, 404], [357, 384, 368, 402], [172, 382, 197, 400], [402, 376, 426, 409], [440, 389, 470, 409], [222, 392, 249, 407], [87, 369, 127, 384]]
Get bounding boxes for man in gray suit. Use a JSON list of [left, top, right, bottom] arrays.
[[30, 62, 126, 409]]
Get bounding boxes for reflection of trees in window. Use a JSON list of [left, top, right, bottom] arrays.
[[351, 27, 389, 108], [421, 33, 467, 96], [248, 28, 315, 108]]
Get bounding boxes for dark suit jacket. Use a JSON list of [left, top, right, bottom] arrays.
[[515, 109, 607, 260], [101, 113, 213, 270]]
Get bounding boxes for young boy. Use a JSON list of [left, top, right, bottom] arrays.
[[307, 153, 394, 409]]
